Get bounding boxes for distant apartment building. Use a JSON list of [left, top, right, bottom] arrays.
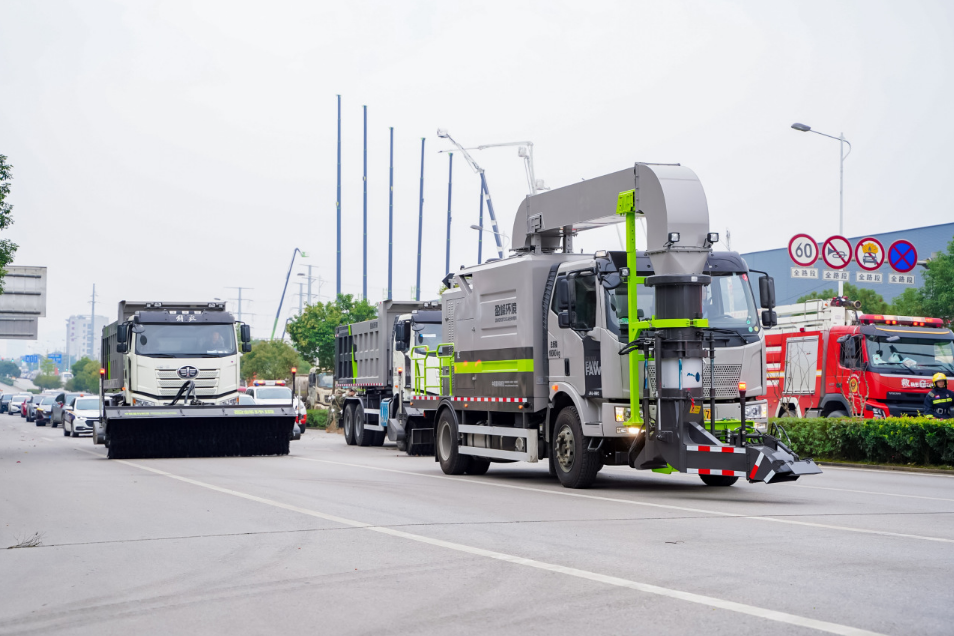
[[65, 315, 109, 362]]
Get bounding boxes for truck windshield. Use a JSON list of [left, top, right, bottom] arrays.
[[411, 322, 443, 350], [606, 273, 759, 338], [136, 324, 236, 357], [317, 374, 333, 389], [866, 335, 954, 375]]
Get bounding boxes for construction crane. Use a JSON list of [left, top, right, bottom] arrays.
[[436, 129, 506, 261]]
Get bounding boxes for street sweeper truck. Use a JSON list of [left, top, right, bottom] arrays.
[[94, 301, 298, 459]]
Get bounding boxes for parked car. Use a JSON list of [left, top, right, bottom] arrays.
[[63, 396, 101, 437], [50, 392, 84, 428], [33, 395, 56, 426], [8, 394, 31, 416], [20, 395, 34, 418], [0, 393, 10, 413]]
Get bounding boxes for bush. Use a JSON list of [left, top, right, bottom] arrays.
[[33, 374, 62, 390], [306, 409, 328, 429], [0, 375, 14, 386], [773, 417, 954, 467]]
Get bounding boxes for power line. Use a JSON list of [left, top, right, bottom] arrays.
[[226, 287, 254, 323]]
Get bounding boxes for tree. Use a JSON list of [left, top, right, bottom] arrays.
[[239, 340, 306, 383], [33, 374, 61, 390], [919, 235, 954, 321], [797, 283, 888, 314], [286, 294, 377, 371], [887, 287, 924, 315], [0, 360, 20, 378], [66, 357, 99, 393], [0, 155, 19, 293]]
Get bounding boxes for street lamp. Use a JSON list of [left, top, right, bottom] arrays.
[[791, 122, 852, 294], [470, 224, 511, 254]]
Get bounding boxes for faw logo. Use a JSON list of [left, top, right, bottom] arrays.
[[901, 378, 931, 389], [585, 360, 601, 376]]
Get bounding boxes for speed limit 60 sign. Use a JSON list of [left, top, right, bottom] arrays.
[[788, 234, 818, 267]]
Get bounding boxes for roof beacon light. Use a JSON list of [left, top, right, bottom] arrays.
[[859, 314, 945, 328]]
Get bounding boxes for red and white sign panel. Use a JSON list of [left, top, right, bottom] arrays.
[[788, 234, 818, 267], [854, 237, 885, 271], [822, 235, 852, 269]]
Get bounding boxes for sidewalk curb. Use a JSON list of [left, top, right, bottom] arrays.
[[818, 461, 954, 475]]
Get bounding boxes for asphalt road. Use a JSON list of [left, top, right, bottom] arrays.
[[2, 416, 953, 636]]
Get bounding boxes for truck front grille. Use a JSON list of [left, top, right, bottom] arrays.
[[155, 369, 220, 397], [646, 363, 742, 399]]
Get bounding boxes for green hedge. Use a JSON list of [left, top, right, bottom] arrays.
[[305, 409, 329, 429], [773, 417, 954, 467]]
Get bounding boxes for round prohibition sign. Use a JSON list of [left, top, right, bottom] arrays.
[[855, 237, 885, 271], [788, 234, 818, 267], [888, 239, 918, 273], [822, 235, 852, 269]]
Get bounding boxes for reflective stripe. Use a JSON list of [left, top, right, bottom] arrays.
[[454, 359, 534, 374]]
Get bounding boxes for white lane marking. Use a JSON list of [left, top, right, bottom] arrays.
[[794, 484, 954, 503], [293, 457, 954, 544], [821, 465, 954, 480], [79, 449, 883, 636]]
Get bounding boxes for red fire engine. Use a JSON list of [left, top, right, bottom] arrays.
[[765, 298, 953, 418]]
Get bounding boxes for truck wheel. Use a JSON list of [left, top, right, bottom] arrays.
[[466, 459, 491, 475], [553, 406, 600, 489], [371, 430, 386, 446], [436, 410, 471, 475], [827, 410, 849, 418], [700, 475, 738, 487], [354, 404, 372, 446], [343, 404, 356, 445]]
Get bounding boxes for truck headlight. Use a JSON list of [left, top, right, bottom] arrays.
[[617, 426, 641, 435], [223, 397, 239, 405], [134, 398, 155, 407], [614, 406, 631, 422], [871, 407, 885, 419], [745, 403, 767, 420]]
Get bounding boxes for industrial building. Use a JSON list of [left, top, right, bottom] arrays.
[[741, 222, 954, 306]]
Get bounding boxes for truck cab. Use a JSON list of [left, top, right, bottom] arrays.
[[547, 250, 769, 435]]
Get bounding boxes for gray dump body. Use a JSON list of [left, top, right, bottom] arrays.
[[336, 300, 428, 387], [444, 253, 587, 405]]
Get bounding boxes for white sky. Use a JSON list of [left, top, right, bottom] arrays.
[[1, 0, 952, 356]]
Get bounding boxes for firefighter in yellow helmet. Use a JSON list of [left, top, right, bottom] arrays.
[[924, 373, 953, 419]]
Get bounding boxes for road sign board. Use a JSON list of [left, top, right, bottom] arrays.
[[855, 271, 883, 284], [822, 270, 849, 282], [23, 354, 38, 364], [788, 234, 818, 267], [822, 235, 852, 269], [48, 354, 62, 363], [888, 239, 918, 273], [854, 237, 885, 271]]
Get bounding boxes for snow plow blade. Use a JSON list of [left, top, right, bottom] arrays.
[[98, 405, 297, 459]]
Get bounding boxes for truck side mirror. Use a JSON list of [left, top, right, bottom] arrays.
[[758, 275, 776, 309], [761, 310, 777, 328], [555, 278, 569, 311], [116, 324, 128, 344], [117, 343, 128, 354], [240, 324, 251, 344], [395, 321, 406, 344], [558, 311, 571, 329], [242, 343, 252, 353]]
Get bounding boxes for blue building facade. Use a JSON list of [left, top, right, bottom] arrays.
[[741, 222, 954, 306]]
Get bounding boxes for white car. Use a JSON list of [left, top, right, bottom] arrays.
[[9, 394, 32, 416], [63, 396, 102, 438], [244, 383, 307, 430]]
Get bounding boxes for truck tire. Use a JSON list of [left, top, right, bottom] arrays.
[[466, 459, 491, 475], [436, 410, 471, 475], [827, 409, 850, 418], [354, 404, 372, 446], [553, 406, 600, 489], [343, 404, 356, 446], [371, 430, 386, 446], [699, 474, 738, 487]]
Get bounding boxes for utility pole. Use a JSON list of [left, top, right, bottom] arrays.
[[227, 287, 253, 322], [363, 104, 368, 300], [336, 94, 342, 297], [297, 282, 304, 315], [416, 137, 425, 301], [445, 152, 453, 275], [388, 126, 394, 300]]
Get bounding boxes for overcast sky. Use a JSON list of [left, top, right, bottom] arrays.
[[1, 0, 952, 356]]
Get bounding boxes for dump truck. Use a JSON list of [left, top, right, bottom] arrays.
[[334, 300, 442, 453], [95, 301, 298, 459], [350, 163, 819, 488], [766, 298, 953, 418]]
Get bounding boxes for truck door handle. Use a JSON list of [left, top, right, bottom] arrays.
[[564, 358, 570, 376]]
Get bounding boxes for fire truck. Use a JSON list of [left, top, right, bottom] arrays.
[[765, 298, 954, 418]]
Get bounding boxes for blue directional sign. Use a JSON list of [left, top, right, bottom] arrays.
[[23, 354, 38, 364], [888, 240, 917, 273], [48, 354, 62, 363]]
